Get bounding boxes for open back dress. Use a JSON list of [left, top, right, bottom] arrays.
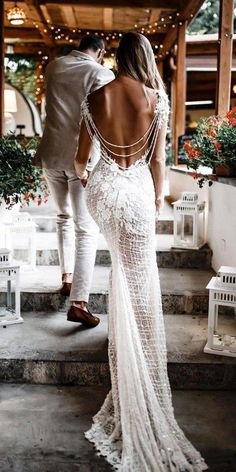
[[81, 88, 208, 472]]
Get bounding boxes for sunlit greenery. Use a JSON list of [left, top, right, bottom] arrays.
[[0, 136, 49, 208], [188, 0, 236, 35], [5, 55, 36, 102]]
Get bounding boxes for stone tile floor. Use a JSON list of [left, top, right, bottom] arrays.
[[0, 385, 235, 472]]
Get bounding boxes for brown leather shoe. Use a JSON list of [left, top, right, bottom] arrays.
[[67, 305, 100, 328], [60, 282, 72, 297]]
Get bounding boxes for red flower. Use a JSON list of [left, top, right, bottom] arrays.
[[193, 149, 201, 158], [209, 175, 217, 182], [23, 192, 30, 201], [208, 129, 217, 137], [188, 148, 201, 160], [189, 172, 202, 179], [215, 142, 221, 152], [226, 107, 236, 126], [184, 141, 192, 154]]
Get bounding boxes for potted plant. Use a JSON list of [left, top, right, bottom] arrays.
[[184, 107, 236, 187], [0, 136, 49, 210]]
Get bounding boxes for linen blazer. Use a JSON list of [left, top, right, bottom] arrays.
[[37, 50, 115, 170]]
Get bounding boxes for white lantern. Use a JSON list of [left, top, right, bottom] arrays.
[[172, 192, 206, 249], [5, 212, 38, 271], [204, 266, 236, 357], [0, 249, 23, 327]]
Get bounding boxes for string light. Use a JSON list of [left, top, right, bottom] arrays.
[[11, 8, 196, 58]]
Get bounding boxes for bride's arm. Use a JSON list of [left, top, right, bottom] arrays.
[[149, 120, 167, 214], [74, 119, 93, 180]]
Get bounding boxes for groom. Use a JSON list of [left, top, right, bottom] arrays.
[[36, 34, 114, 326]]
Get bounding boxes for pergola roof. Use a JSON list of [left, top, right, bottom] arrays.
[[4, 0, 205, 55]]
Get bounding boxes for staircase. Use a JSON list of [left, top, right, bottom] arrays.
[[0, 199, 236, 390], [1, 200, 236, 472]]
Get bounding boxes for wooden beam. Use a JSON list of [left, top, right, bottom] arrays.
[[103, 7, 113, 30], [40, 4, 53, 24], [0, 0, 4, 135], [5, 43, 48, 55], [61, 5, 77, 28], [161, 0, 205, 57], [174, 21, 186, 165], [24, 0, 55, 46], [5, 27, 42, 40], [149, 8, 161, 25], [38, 0, 184, 8], [215, 0, 234, 116]]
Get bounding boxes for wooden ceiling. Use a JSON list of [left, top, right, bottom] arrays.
[[3, 0, 205, 55]]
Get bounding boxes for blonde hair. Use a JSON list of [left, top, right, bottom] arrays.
[[116, 32, 165, 91]]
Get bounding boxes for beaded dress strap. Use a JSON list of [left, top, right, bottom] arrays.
[[81, 89, 169, 163]]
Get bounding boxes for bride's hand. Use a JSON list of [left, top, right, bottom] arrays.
[[81, 170, 90, 188], [155, 196, 164, 215]]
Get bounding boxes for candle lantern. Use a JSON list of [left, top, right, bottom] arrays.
[[172, 192, 206, 249], [6, 212, 38, 270], [204, 266, 236, 357], [0, 249, 22, 327]]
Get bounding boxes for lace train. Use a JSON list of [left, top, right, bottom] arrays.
[[84, 156, 208, 472]]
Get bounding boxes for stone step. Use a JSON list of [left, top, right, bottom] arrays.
[[15, 233, 212, 269], [0, 266, 213, 314], [33, 215, 174, 234], [0, 312, 235, 389]]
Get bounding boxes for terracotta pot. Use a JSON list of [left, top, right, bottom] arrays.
[[214, 163, 236, 177]]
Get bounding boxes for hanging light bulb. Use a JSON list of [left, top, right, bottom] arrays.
[[7, 2, 26, 25]]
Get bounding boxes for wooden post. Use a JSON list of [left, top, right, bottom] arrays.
[[48, 47, 56, 62], [216, 0, 234, 116], [0, 0, 4, 136], [174, 22, 187, 165], [171, 70, 177, 164]]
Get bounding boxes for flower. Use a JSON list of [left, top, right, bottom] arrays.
[[208, 129, 217, 137], [226, 107, 236, 126], [184, 140, 192, 154], [189, 171, 202, 179], [184, 110, 236, 187]]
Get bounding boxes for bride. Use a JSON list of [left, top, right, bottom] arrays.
[[74, 32, 208, 472]]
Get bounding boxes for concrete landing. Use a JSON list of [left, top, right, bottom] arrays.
[[0, 312, 235, 388], [0, 384, 235, 472]]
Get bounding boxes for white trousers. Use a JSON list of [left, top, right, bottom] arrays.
[[44, 169, 99, 302]]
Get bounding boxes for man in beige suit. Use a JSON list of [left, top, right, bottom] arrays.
[[37, 35, 114, 326]]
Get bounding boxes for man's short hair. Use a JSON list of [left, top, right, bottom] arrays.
[[78, 34, 104, 52]]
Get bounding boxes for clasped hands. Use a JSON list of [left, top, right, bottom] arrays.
[[74, 160, 90, 188]]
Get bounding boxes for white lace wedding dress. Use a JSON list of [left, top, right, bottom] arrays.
[[82, 90, 208, 472]]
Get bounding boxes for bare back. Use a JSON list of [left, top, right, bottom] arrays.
[[88, 75, 158, 169]]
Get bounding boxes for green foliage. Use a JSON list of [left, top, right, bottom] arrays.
[[5, 56, 36, 102], [0, 136, 49, 208], [188, 0, 236, 35]]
